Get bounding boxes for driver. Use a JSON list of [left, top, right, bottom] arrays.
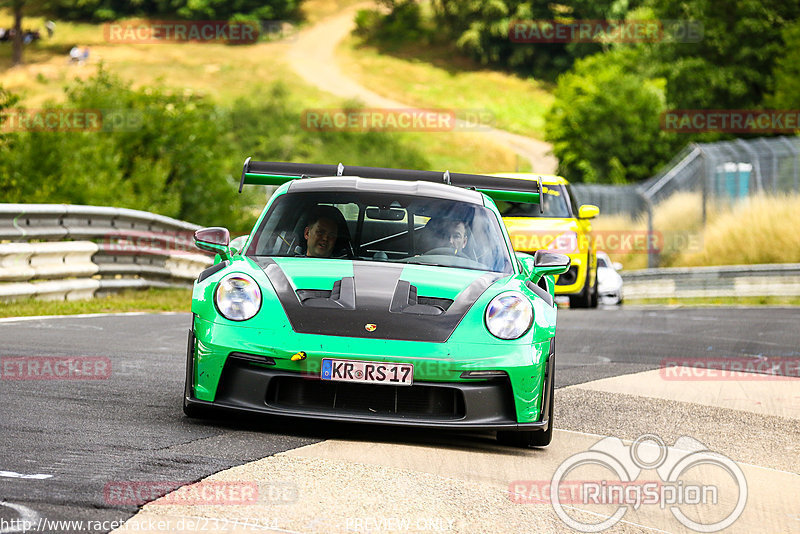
[[443, 220, 468, 254], [303, 206, 340, 258], [424, 217, 469, 255]]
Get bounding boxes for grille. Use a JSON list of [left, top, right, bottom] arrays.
[[556, 266, 578, 285], [266, 377, 465, 419]]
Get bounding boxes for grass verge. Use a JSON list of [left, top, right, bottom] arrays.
[[0, 288, 192, 318], [623, 296, 800, 307]]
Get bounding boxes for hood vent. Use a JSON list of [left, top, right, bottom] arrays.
[[390, 280, 453, 316], [296, 277, 356, 309]]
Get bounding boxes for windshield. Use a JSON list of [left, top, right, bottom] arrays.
[[246, 191, 513, 274], [496, 184, 573, 218]]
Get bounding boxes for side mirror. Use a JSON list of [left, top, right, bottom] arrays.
[[516, 251, 571, 282], [531, 250, 571, 282], [612, 261, 623, 271], [578, 204, 600, 219], [194, 227, 231, 259], [229, 235, 248, 256]]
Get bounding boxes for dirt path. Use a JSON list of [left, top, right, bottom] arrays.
[[285, 4, 558, 174]]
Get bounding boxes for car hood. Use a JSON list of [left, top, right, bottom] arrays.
[[502, 217, 580, 253], [252, 257, 504, 342]]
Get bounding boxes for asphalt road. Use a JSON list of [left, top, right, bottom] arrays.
[[0, 307, 798, 533]]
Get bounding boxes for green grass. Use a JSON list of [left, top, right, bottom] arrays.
[[624, 296, 800, 307], [0, 288, 192, 318], [0, 12, 521, 174], [338, 35, 554, 139]]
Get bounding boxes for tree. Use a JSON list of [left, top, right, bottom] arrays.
[[429, 0, 643, 80], [0, 0, 55, 66], [648, 0, 800, 110], [545, 49, 678, 184], [767, 19, 800, 109]]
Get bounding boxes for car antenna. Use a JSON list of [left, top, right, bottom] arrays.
[[443, 170, 451, 185], [337, 162, 345, 176]]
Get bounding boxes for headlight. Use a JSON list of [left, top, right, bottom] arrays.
[[215, 274, 261, 321], [485, 292, 533, 340]]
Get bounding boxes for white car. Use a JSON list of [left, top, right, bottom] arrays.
[[596, 251, 623, 305]]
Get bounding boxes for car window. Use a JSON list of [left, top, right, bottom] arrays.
[[495, 184, 572, 218], [597, 256, 608, 268], [246, 190, 513, 274]]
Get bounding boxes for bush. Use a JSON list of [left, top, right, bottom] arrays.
[[353, 1, 430, 48], [0, 72, 432, 233], [545, 50, 679, 184]]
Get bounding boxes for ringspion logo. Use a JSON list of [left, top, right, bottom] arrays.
[[512, 434, 747, 532]]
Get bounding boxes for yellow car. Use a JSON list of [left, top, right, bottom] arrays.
[[493, 174, 600, 308]]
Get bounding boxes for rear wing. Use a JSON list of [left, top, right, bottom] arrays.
[[239, 159, 541, 206]]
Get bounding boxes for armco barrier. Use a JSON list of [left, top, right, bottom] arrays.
[[621, 263, 800, 299], [0, 204, 212, 300]]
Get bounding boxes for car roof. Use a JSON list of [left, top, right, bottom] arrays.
[[490, 173, 568, 186], [287, 176, 486, 205]]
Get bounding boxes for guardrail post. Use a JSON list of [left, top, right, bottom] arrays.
[[640, 194, 658, 269]]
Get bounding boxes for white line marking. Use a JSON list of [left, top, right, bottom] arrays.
[[0, 502, 42, 534], [0, 471, 52, 480]]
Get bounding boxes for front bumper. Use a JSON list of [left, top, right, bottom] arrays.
[[185, 319, 553, 430]]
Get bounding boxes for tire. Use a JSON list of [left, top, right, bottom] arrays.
[[589, 270, 599, 308], [569, 274, 592, 308], [497, 341, 555, 448]]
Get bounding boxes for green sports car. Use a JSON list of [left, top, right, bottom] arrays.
[[184, 161, 570, 448]]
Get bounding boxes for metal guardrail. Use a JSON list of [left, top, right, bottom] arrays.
[[621, 263, 800, 299], [0, 204, 211, 300]]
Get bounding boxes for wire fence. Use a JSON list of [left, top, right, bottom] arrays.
[[571, 135, 800, 218], [569, 135, 800, 267]]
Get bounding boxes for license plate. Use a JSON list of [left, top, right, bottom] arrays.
[[321, 359, 413, 386]]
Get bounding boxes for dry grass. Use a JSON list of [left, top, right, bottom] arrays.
[[677, 194, 800, 266], [300, 0, 370, 24], [593, 193, 800, 270]]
